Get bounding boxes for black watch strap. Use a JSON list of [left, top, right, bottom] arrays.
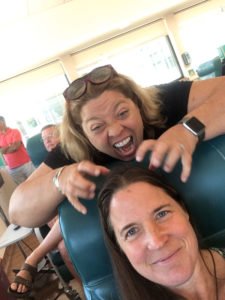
[[179, 116, 205, 143]]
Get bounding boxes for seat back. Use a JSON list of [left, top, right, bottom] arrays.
[[26, 133, 48, 167], [59, 193, 119, 300], [59, 134, 225, 299], [159, 136, 225, 247], [196, 56, 222, 79], [26, 133, 74, 284]]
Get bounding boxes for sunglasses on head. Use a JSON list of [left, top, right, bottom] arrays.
[[63, 64, 117, 101]]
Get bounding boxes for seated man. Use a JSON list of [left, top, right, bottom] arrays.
[[41, 124, 60, 152], [8, 124, 82, 298]]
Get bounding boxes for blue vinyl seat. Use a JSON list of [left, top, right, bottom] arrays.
[[59, 194, 119, 300], [26, 133, 78, 297], [59, 134, 225, 299], [196, 56, 222, 80], [26, 133, 48, 168]]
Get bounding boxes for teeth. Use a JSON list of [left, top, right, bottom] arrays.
[[114, 137, 131, 148]]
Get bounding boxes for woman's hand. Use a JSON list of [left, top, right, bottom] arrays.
[[136, 124, 199, 182], [57, 161, 109, 214]]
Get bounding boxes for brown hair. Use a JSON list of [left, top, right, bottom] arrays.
[[98, 165, 186, 300]]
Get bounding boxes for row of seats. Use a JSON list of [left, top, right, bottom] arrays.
[[196, 56, 224, 79]]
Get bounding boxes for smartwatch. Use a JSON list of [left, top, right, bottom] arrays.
[[179, 116, 205, 143]]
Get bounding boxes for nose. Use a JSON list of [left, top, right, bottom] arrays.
[[107, 121, 123, 137], [43, 136, 52, 143], [145, 224, 168, 250]]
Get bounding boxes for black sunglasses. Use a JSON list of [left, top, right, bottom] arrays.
[[63, 65, 117, 101]]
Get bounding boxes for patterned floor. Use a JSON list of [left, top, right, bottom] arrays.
[[2, 233, 85, 300]]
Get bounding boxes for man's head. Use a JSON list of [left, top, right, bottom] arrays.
[[41, 124, 60, 152]]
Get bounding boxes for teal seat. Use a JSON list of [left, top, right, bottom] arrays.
[[26, 133, 78, 297], [59, 134, 225, 299], [59, 192, 119, 300], [26, 133, 48, 168], [196, 56, 222, 80], [158, 136, 225, 247]]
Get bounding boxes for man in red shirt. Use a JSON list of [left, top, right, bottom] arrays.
[[0, 116, 35, 184]]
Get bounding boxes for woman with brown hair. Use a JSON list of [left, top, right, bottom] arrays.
[[98, 165, 225, 300]]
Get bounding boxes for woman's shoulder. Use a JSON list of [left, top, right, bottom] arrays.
[[153, 80, 193, 128], [44, 144, 75, 169], [156, 80, 193, 98], [212, 248, 225, 258]]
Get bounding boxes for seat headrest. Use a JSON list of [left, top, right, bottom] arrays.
[[59, 134, 225, 288], [26, 133, 48, 167], [104, 135, 225, 247]]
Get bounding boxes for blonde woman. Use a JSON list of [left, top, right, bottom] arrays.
[[10, 65, 225, 227]]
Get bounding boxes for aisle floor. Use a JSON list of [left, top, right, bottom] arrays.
[[2, 233, 85, 300]]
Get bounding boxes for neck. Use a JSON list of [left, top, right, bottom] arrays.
[[171, 250, 219, 300]]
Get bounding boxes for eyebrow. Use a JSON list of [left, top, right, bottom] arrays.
[[119, 204, 171, 237], [84, 100, 128, 124]]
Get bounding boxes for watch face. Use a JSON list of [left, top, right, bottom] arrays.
[[185, 117, 205, 132]]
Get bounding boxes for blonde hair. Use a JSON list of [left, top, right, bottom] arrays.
[[61, 73, 166, 162]]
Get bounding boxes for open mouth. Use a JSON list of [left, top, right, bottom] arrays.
[[114, 136, 132, 148], [113, 136, 135, 158]]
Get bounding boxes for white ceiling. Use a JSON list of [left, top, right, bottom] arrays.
[[0, 0, 207, 81], [0, 0, 72, 27], [0, 0, 202, 28]]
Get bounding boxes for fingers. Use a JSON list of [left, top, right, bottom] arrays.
[[70, 171, 96, 197], [65, 174, 95, 215], [180, 149, 192, 183], [136, 140, 155, 163], [162, 144, 185, 172], [136, 140, 193, 182], [162, 143, 192, 182], [67, 195, 88, 215], [136, 140, 170, 169], [77, 160, 109, 176], [61, 161, 110, 215]]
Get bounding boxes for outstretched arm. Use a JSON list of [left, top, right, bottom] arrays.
[[136, 76, 225, 182], [9, 161, 109, 227], [9, 163, 63, 227], [187, 75, 225, 138]]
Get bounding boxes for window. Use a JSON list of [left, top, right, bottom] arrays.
[[0, 62, 68, 140], [77, 35, 182, 86], [176, 4, 225, 67]]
